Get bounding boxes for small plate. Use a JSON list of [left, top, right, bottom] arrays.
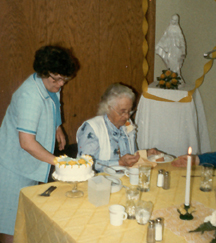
[[104, 176, 122, 193], [148, 154, 174, 163], [104, 165, 128, 178]]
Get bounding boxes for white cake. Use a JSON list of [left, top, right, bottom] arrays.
[[52, 154, 94, 182]]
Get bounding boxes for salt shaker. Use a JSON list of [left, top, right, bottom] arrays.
[[157, 169, 164, 187], [163, 171, 170, 190], [155, 218, 163, 241], [147, 220, 155, 243]]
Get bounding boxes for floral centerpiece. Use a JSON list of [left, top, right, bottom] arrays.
[[189, 210, 216, 243], [156, 69, 181, 89], [177, 204, 196, 220]]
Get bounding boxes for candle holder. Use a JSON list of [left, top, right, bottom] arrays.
[[177, 204, 195, 220]]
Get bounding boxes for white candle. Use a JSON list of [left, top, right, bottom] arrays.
[[185, 147, 192, 206]]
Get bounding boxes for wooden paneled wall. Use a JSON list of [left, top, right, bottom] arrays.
[[0, 0, 155, 144]]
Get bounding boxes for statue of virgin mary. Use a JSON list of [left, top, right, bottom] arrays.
[[156, 14, 186, 82]]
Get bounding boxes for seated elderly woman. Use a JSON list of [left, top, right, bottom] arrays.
[[76, 83, 159, 172]]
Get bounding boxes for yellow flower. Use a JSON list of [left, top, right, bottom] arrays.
[[188, 206, 196, 214], [179, 208, 187, 215], [165, 70, 172, 77], [166, 82, 171, 88], [171, 72, 177, 78], [171, 79, 178, 85], [159, 80, 165, 86], [160, 73, 166, 79], [179, 204, 185, 210]]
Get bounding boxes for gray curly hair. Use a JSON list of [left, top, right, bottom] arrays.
[[97, 83, 135, 115]]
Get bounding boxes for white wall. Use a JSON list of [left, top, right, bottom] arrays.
[[155, 0, 216, 152]]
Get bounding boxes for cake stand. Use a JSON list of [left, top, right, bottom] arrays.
[[52, 172, 94, 198]]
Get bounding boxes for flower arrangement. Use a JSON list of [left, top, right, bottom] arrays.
[[156, 69, 181, 89], [177, 204, 196, 220], [189, 210, 216, 243]]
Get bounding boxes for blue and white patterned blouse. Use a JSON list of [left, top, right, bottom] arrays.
[[77, 115, 138, 172]]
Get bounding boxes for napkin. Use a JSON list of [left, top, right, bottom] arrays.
[[132, 150, 157, 168]]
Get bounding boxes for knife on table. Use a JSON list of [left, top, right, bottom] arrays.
[[39, 186, 57, 196]]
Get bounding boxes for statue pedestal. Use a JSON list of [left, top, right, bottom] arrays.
[[135, 84, 211, 157]]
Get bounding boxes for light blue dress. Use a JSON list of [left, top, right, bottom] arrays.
[[76, 115, 138, 172], [0, 73, 61, 235]]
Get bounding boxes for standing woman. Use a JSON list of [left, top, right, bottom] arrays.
[[0, 45, 79, 243]]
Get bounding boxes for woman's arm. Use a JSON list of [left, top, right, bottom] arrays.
[[56, 126, 66, 151], [171, 154, 200, 167], [77, 123, 119, 172], [172, 152, 216, 168], [19, 132, 56, 165], [77, 122, 140, 171]]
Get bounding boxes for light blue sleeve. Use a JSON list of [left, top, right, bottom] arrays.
[[77, 122, 119, 172], [16, 88, 42, 134]]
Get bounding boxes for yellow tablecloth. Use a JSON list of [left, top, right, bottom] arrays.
[[13, 163, 216, 243]]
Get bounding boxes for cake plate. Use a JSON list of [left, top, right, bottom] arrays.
[[66, 181, 84, 198], [52, 172, 94, 198]]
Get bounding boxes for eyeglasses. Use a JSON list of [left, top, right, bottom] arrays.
[[111, 106, 135, 117], [49, 74, 72, 84]]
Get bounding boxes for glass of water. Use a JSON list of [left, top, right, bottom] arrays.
[[200, 163, 214, 192], [138, 166, 152, 192], [125, 185, 140, 219], [135, 200, 153, 225]]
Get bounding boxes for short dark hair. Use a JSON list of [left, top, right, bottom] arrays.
[[33, 45, 79, 78]]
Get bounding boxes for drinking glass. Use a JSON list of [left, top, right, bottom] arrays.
[[125, 185, 140, 219], [200, 163, 214, 192], [139, 166, 152, 192], [135, 200, 153, 225]]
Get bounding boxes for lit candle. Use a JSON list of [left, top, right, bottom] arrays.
[[185, 147, 192, 206]]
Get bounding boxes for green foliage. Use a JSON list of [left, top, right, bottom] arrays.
[[189, 222, 216, 234], [189, 222, 216, 242]]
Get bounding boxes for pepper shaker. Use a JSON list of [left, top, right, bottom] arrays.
[[147, 220, 155, 243], [163, 171, 170, 190], [157, 169, 164, 187], [155, 218, 163, 241]]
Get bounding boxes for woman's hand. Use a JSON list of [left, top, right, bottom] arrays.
[[147, 148, 161, 157], [56, 126, 66, 151], [171, 155, 200, 167], [119, 152, 140, 167]]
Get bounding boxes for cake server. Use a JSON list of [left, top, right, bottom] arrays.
[[40, 186, 57, 196]]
